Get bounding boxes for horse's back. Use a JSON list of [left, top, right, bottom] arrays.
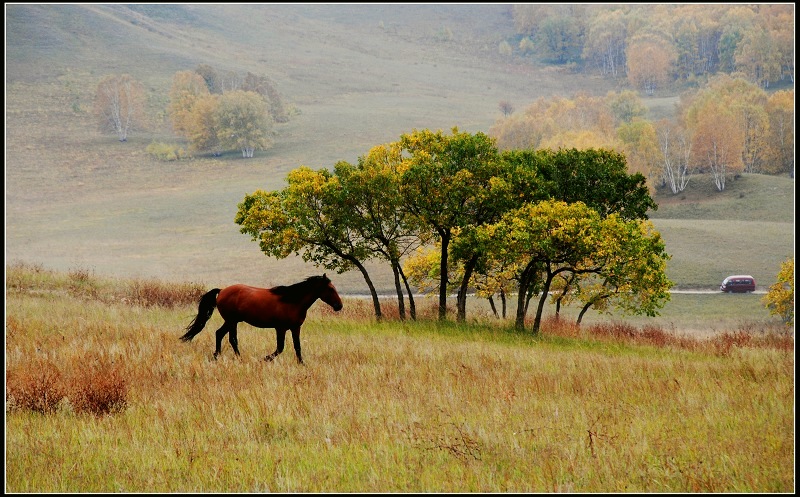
[[216, 284, 296, 328]]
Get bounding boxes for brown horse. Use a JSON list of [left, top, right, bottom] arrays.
[[180, 274, 343, 363]]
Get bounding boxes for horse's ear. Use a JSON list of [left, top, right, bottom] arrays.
[[323, 273, 327, 279]]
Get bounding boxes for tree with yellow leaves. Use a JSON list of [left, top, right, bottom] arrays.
[[763, 257, 794, 328], [93, 74, 146, 142]]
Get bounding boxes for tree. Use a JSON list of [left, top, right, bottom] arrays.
[[553, 218, 672, 325], [195, 64, 221, 94], [762, 5, 794, 84], [763, 90, 794, 176], [93, 74, 146, 142], [762, 257, 794, 328], [655, 119, 692, 194], [533, 147, 656, 220], [334, 144, 421, 320], [717, 6, 758, 73], [242, 71, 289, 123], [682, 77, 751, 190], [398, 128, 511, 322], [235, 167, 383, 319], [478, 200, 670, 333], [582, 9, 628, 77], [691, 105, 743, 191], [168, 70, 210, 137], [605, 90, 648, 125], [215, 90, 273, 158], [498, 100, 514, 117], [489, 93, 618, 152], [183, 94, 221, 155], [616, 118, 661, 191], [626, 34, 676, 95], [490, 148, 657, 330], [735, 25, 781, 88], [534, 15, 582, 64]]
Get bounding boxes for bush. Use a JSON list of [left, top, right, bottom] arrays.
[[6, 360, 65, 414], [146, 141, 189, 161], [127, 278, 206, 308], [7, 355, 130, 417], [68, 356, 128, 416]]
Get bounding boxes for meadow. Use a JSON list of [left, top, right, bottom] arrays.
[[5, 5, 795, 492], [4, 263, 794, 492]]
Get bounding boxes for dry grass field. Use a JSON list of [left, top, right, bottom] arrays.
[[5, 265, 795, 492]]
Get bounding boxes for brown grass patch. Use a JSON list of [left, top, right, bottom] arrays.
[[6, 354, 129, 417]]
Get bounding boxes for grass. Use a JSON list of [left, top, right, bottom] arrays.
[[5, 265, 795, 492]]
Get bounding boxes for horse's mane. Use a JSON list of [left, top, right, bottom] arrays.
[[271, 275, 330, 303]]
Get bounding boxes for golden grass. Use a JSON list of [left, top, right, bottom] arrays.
[[6, 267, 795, 492]]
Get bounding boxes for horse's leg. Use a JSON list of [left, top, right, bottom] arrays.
[[290, 328, 303, 364], [228, 323, 240, 356], [265, 328, 286, 362], [214, 322, 232, 359]]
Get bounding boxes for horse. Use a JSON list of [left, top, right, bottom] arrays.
[[180, 274, 343, 364]]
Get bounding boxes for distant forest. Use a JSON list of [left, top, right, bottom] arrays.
[[509, 4, 793, 92]]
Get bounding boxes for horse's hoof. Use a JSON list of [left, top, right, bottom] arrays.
[[264, 356, 275, 362]]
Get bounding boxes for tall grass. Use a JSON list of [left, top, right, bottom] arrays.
[[5, 265, 794, 492]]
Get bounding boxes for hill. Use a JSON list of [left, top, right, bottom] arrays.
[[4, 4, 794, 295]]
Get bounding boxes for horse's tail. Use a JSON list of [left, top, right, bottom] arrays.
[[180, 288, 221, 342]]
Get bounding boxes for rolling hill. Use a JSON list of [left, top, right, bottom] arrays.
[[5, 4, 794, 295]]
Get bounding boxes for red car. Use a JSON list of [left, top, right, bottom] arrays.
[[720, 275, 756, 293]]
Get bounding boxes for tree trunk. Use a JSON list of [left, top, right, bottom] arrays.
[[514, 286, 528, 331], [577, 294, 608, 324], [399, 267, 416, 320], [348, 257, 382, 320], [488, 296, 499, 318], [392, 264, 406, 320], [456, 255, 479, 323], [577, 302, 593, 324], [514, 260, 538, 331], [531, 269, 556, 335], [438, 233, 450, 321]]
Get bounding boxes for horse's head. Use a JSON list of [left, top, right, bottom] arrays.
[[318, 274, 343, 312]]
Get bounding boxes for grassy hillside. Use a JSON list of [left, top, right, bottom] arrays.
[[4, 4, 795, 297]]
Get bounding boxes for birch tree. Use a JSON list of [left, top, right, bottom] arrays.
[[93, 74, 146, 142]]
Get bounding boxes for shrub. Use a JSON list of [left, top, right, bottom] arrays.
[[67, 356, 128, 416], [146, 141, 189, 161], [127, 278, 206, 308], [68, 266, 99, 299], [6, 360, 65, 414]]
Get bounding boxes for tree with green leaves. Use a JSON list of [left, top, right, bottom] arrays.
[[476, 200, 671, 333], [215, 90, 273, 158], [461, 148, 657, 330], [235, 167, 383, 319], [398, 128, 513, 322], [334, 144, 420, 320], [530, 147, 656, 220], [556, 218, 672, 325]]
